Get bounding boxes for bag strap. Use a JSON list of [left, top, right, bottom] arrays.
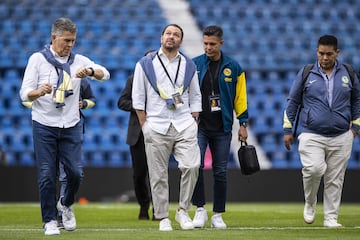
[[240, 140, 248, 146]]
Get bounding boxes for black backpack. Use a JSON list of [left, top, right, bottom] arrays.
[[292, 63, 356, 137]]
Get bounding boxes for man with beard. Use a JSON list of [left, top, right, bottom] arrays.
[[283, 35, 360, 228], [132, 24, 202, 231]]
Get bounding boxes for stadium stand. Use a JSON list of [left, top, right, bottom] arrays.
[[187, 0, 360, 169], [0, 0, 359, 168]]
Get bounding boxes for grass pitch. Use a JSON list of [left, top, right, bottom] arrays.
[[0, 202, 359, 239]]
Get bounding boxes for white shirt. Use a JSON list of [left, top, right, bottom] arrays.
[[20, 46, 110, 128], [132, 49, 202, 134]]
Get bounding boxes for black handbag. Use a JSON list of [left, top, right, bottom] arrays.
[[237, 141, 260, 175]]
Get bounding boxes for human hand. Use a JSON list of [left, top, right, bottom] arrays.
[[39, 83, 52, 96], [351, 129, 357, 138], [238, 127, 248, 142], [284, 134, 294, 150], [76, 67, 92, 78]]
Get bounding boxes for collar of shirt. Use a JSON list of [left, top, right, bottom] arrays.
[[142, 50, 194, 134], [157, 48, 181, 63], [154, 49, 183, 93], [50, 45, 71, 62], [318, 61, 336, 107]]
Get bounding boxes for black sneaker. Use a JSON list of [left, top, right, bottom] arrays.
[[138, 206, 150, 220]]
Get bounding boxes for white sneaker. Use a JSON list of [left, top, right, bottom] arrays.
[[159, 218, 173, 231], [44, 220, 60, 235], [211, 214, 226, 229], [303, 203, 315, 224], [57, 199, 76, 231], [324, 219, 343, 228], [193, 207, 208, 228], [175, 209, 194, 230]]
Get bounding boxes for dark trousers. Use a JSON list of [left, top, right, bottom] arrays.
[[192, 128, 232, 213], [33, 120, 83, 223], [130, 132, 151, 209]]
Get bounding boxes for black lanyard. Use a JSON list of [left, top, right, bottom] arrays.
[[207, 60, 221, 95], [157, 52, 181, 88]]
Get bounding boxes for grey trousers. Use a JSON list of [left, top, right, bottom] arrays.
[[298, 130, 353, 222], [142, 122, 200, 219]]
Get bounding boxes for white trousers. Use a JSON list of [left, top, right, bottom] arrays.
[[298, 130, 353, 221], [142, 122, 200, 219]]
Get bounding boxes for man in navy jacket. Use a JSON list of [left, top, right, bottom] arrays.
[[283, 35, 360, 228]]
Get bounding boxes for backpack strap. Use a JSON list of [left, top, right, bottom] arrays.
[[301, 64, 314, 89], [343, 63, 355, 85]]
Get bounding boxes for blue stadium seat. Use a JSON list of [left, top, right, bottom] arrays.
[[4, 152, 16, 166], [19, 151, 35, 166], [108, 151, 123, 167], [91, 151, 106, 167], [0, 49, 13, 68], [1, 0, 360, 169]]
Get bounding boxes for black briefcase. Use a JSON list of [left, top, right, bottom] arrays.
[[237, 141, 260, 175]]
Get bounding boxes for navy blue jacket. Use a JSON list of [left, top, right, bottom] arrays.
[[284, 61, 360, 137]]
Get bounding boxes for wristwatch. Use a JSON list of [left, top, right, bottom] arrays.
[[88, 67, 95, 76], [241, 122, 248, 128]]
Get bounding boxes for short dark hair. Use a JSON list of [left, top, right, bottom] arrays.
[[161, 24, 184, 40], [203, 25, 223, 40], [318, 35, 338, 50]]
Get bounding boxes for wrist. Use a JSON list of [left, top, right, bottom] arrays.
[[240, 122, 248, 128], [81, 100, 88, 109]]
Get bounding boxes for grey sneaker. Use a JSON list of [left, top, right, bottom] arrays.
[[175, 209, 194, 230], [193, 207, 208, 228], [159, 218, 173, 231], [324, 219, 343, 228], [44, 220, 60, 235], [303, 203, 315, 224], [57, 199, 76, 231], [211, 214, 227, 229]]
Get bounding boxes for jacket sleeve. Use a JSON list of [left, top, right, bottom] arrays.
[[283, 68, 305, 134], [117, 75, 134, 112], [234, 71, 248, 123], [351, 71, 360, 133], [80, 78, 96, 109]]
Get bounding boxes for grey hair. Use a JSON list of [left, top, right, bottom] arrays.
[[51, 17, 77, 36]]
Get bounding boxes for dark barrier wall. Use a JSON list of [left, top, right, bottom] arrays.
[[1, 167, 359, 202]]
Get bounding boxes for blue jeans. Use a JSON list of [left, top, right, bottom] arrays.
[[33, 120, 83, 223], [58, 162, 67, 198], [192, 128, 232, 213]]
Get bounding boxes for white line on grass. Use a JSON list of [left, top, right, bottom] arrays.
[[1, 226, 360, 232]]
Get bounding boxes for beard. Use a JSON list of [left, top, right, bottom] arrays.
[[320, 61, 334, 71], [163, 40, 178, 51]]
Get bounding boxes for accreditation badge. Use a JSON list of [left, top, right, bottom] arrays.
[[209, 94, 221, 112], [172, 92, 184, 109]]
